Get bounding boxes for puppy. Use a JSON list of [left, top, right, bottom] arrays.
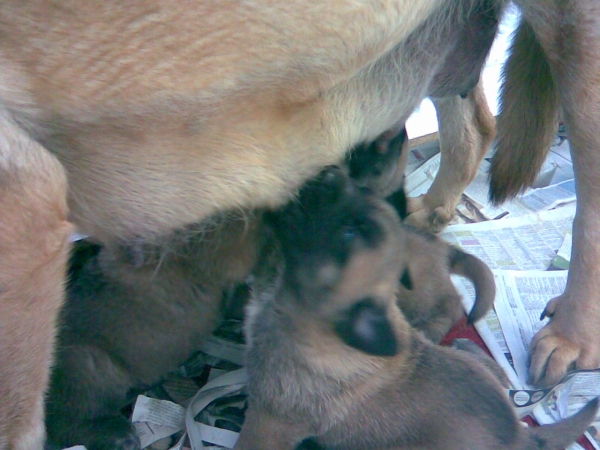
[[489, 1, 600, 388], [236, 167, 598, 450], [344, 138, 496, 343], [393, 222, 495, 343], [45, 216, 262, 450], [0, 115, 73, 450]]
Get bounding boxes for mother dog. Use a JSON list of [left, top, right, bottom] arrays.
[[0, 0, 596, 448]]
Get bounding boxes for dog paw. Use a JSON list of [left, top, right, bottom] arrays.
[[528, 297, 600, 387], [405, 196, 455, 233]]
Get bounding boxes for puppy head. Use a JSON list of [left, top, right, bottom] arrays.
[[266, 166, 409, 357]]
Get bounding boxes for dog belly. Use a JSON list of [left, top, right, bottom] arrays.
[[0, 0, 470, 243]]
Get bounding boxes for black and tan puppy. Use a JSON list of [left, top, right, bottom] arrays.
[[45, 215, 262, 450], [344, 138, 495, 343], [393, 221, 495, 343], [236, 167, 598, 450]]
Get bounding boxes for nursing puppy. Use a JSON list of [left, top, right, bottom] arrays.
[[237, 167, 598, 450], [489, 0, 600, 388], [345, 137, 495, 342], [46, 216, 262, 450], [394, 222, 495, 343]]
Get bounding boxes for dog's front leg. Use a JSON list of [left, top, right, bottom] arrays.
[[235, 406, 312, 450], [406, 80, 496, 232], [519, 0, 600, 387], [0, 114, 73, 449]]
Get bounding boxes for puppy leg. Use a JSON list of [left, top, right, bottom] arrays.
[[515, 0, 600, 387], [452, 339, 510, 388], [235, 406, 311, 450], [0, 115, 72, 449], [406, 80, 495, 232], [45, 345, 140, 450]]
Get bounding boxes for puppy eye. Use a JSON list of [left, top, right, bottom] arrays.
[[342, 224, 360, 242]]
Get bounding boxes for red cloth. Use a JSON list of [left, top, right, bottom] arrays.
[[441, 317, 594, 450]]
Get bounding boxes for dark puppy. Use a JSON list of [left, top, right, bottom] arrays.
[[45, 216, 262, 450], [236, 167, 598, 450]]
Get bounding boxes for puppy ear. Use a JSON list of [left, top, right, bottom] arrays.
[[334, 299, 399, 356]]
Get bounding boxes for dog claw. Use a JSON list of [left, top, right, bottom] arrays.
[[528, 292, 600, 388], [540, 298, 559, 321], [529, 328, 580, 387]]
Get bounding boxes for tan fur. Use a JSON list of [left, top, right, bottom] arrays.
[[490, 0, 600, 387], [490, 19, 558, 203], [0, 115, 73, 450], [408, 79, 497, 231], [0, 1, 504, 243], [397, 226, 495, 343], [237, 168, 597, 450], [0, 0, 508, 444]]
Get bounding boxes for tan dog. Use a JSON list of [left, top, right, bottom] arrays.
[[46, 216, 261, 450], [488, 0, 600, 388], [237, 167, 598, 450], [0, 0, 505, 445], [0, 115, 73, 450]]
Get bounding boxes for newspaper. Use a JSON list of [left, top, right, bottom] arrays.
[[444, 205, 575, 389], [128, 331, 247, 450], [441, 203, 576, 270], [460, 269, 600, 450], [444, 202, 598, 450]]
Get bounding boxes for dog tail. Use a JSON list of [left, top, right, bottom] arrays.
[[525, 397, 598, 449], [448, 247, 495, 324], [488, 19, 560, 205]]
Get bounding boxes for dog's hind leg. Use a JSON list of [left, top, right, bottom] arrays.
[[0, 114, 73, 449], [406, 80, 496, 233], [513, 0, 600, 388]]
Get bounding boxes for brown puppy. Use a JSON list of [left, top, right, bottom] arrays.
[[344, 140, 496, 343], [489, 1, 600, 388], [236, 167, 598, 450], [0, 115, 73, 450], [45, 216, 262, 450], [394, 223, 495, 343], [0, 0, 505, 443]]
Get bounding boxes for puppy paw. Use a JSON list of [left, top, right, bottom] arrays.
[[529, 296, 600, 387]]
